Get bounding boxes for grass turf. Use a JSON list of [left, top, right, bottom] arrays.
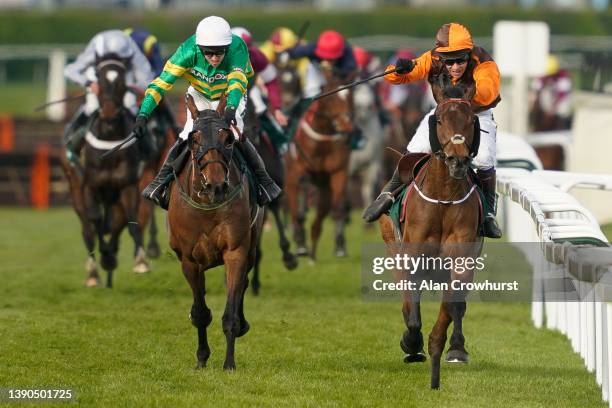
[[0, 207, 606, 407]]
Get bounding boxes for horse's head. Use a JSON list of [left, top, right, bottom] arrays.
[[185, 94, 236, 202], [315, 76, 354, 134], [95, 53, 128, 120], [429, 81, 480, 180]]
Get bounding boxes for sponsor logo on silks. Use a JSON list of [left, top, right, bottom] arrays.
[[232, 67, 245, 73], [189, 69, 227, 83]]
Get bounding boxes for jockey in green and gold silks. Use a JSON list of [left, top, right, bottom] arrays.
[[134, 16, 281, 210]]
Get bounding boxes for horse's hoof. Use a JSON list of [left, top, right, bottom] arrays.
[[251, 285, 260, 296], [223, 361, 236, 371], [308, 258, 316, 267], [133, 262, 151, 274], [195, 361, 206, 370], [283, 253, 298, 270], [403, 352, 427, 363], [237, 321, 250, 337], [146, 243, 161, 259], [84, 277, 100, 287], [296, 246, 309, 257], [445, 349, 469, 363], [334, 248, 347, 258]]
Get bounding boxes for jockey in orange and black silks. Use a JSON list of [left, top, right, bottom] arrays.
[[363, 23, 503, 239]]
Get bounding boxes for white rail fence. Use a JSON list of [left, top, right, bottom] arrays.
[[497, 133, 612, 406]]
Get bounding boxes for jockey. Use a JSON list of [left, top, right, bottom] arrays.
[[123, 27, 164, 76], [124, 27, 178, 140], [230, 27, 288, 127], [282, 30, 357, 97], [63, 29, 154, 164], [259, 27, 310, 94], [135, 16, 281, 210], [530, 55, 572, 131], [363, 22, 503, 239]]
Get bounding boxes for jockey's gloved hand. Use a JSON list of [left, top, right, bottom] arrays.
[[132, 114, 148, 139], [278, 52, 290, 66], [395, 58, 414, 75], [224, 106, 237, 127]]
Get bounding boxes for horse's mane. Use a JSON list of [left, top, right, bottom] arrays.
[[443, 84, 467, 100]]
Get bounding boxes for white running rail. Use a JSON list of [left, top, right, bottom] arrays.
[[497, 135, 612, 406]]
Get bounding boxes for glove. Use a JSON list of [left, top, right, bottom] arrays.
[[224, 106, 237, 127], [395, 58, 414, 75], [132, 114, 148, 139]]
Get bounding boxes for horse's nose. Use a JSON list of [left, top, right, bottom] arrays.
[[213, 183, 228, 200], [203, 182, 213, 191]]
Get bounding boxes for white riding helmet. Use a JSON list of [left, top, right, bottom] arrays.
[[230, 27, 252, 46], [196, 16, 232, 47], [94, 30, 134, 59]]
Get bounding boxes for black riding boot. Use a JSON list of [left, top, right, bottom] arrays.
[[477, 168, 502, 239], [64, 109, 90, 164], [142, 139, 187, 210], [237, 138, 281, 206], [362, 167, 403, 222]]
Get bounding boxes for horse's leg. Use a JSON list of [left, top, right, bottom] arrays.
[[285, 166, 308, 256], [122, 186, 150, 274], [138, 168, 161, 259], [310, 185, 331, 263], [182, 259, 212, 369], [446, 295, 469, 363], [269, 199, 297, 270], [330, 170, 349, 257], [103, 203, 128, 288], [400, 294, 426, 363], [251, 241, 261, 296], [82, 186, 105, 287], [221, 249, 249, 370], [428, 301, 452, 390]]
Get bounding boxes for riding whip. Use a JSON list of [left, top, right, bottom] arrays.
[[34, 93, 86, 112], [100, 131, 137, 159], [313, 67, 398, 101]]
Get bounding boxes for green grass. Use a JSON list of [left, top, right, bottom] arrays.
[[0, 208, 605, 407]]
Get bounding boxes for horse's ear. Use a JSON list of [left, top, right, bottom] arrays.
[[185, 94, 198, 120]]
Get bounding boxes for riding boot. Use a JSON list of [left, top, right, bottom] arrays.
[[237, 138, 282, 206], [477, 168, 503, 239], [142, 139, 187, 210], [64, 109, 90, 164], [362, 166, 403, 222]]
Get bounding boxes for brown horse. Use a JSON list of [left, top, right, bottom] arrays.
[[167, 95, 264, 370], [284, 77, 354, 261], [379, 80, 483, 389], [242, 98, 297, 295], [61, 54, 150, 288]]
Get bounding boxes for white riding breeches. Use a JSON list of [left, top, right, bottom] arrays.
[[303, 62, 325, 98], [179, 86, 247, 141], [407, 107, 497, 170]]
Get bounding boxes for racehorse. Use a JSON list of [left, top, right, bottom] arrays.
[[379, 78, 483, 389], [167, 94, 264, 370], [61, 54, 150, 288], [284, 73, 354, 261], [136, 102, 177, 258], [242, 98, 298, 295]]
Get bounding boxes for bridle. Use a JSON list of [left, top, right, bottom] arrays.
[[429, 98, 480, 164]]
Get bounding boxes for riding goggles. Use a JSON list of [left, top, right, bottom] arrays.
[[199, 46, 227, 57], [443, 56, 469, 66]]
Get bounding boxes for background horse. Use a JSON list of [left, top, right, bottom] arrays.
[[242, 98, 297, 295], [137, 101, 177, 259], [167, 95, 264, 370], [284, 73, 354, 261], [379, 79, 483, 389], [61, 54, 149, 288]]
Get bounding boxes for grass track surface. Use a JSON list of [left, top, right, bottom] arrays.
[[0, 208, 606, 407]]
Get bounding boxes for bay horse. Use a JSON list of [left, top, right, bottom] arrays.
[[167, 94, 264, 370], [242, 98, 298, 295], [379, 78, 483, 389], [284, 75, 354, 261], [61, 54, 150, 288]]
